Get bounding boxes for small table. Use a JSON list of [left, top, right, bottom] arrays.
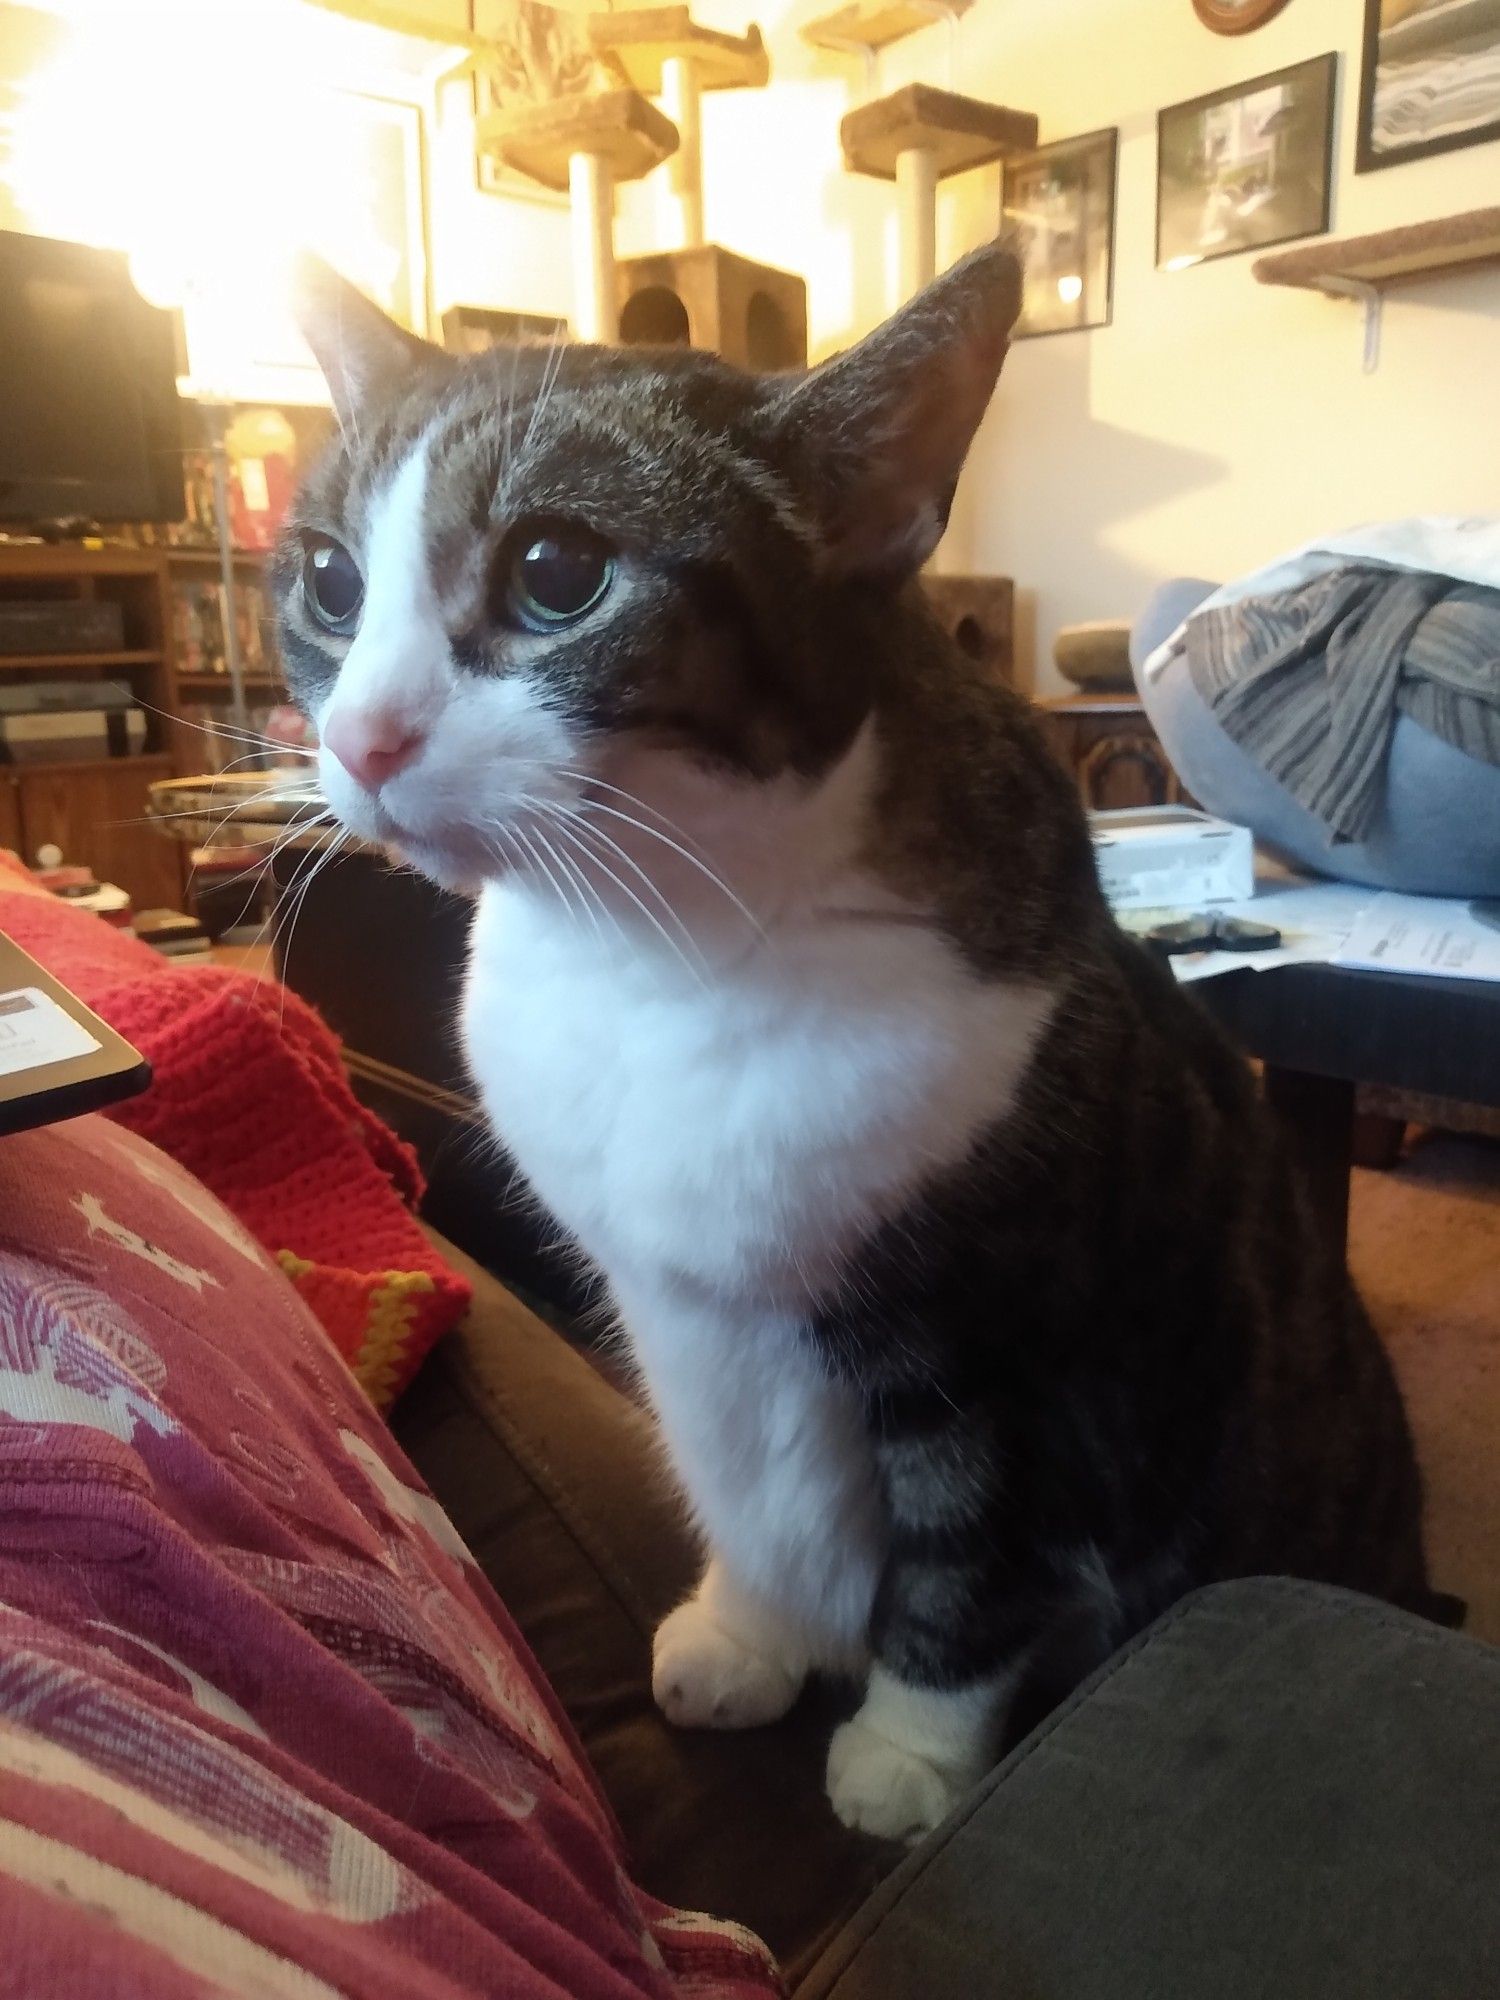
[[1195, 961, 1500, 1245], [1038, 693, 1185, 810]]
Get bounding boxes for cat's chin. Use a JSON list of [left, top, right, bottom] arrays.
[[385, 836, 489, 899]]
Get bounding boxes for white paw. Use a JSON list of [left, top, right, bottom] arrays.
[[652, 1598, 801, 1730], [826, 1717, 971, 1842]]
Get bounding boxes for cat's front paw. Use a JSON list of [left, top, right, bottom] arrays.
[[652, 1598, 801, 1729], [826, 1717, 970, 1842]]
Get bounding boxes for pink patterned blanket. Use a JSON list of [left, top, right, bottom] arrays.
[[0, 1113, 780, 1999]]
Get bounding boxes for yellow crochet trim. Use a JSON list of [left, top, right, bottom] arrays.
[[353, 1268, 437, 1411], [274, 1252, 436, 1410]]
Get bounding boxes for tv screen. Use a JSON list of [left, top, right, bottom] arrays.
[[0, 231, 186, 528]]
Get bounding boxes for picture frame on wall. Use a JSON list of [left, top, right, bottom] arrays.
[[1002, 128, 1118, 338], [1157, 53, 1337, 269], [1356, 0, 1500, 172], [233, 89, 429, 401]]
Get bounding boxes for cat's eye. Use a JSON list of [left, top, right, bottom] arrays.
[[302, 535, 364, 635], [504, 521, 615, 633]]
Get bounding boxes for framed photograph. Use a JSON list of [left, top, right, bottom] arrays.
[[182, 90, 429, 404], [1157, 53, 1337, 269], [471, 0, 610, 204], [1357, 0, 1500, 172], [1002, 128, 1118, 338], [319, 92, 430, 336]]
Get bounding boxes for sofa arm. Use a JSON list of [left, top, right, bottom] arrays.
[[795, 1578, 1500, 2000]]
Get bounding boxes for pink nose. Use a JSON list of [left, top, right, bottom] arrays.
[[322, 706, 426, 791]]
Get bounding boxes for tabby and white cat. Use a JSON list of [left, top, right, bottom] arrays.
[[276, 244, 1441, 1844]]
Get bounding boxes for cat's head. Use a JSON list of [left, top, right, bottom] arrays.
[[273, 244, 1020, 897]]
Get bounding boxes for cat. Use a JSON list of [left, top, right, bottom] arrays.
[[274, 242, 1444, 1846]]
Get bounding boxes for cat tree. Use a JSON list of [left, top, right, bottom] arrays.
[[841, 85, 1035, 298], [803, 5, 1033, 672], [592, 7, 805, 368], [589, 7, 769, 251], [479, 11, 806, 368], [477, 88, 680, 341]]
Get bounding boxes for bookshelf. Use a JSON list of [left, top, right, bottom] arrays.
[[0, 539, 289, 907]]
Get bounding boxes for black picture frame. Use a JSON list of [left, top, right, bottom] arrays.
[[1156, 52, 1338, 271], [1356, 0, 1500, 174], [1002, 128, 1119, 339]]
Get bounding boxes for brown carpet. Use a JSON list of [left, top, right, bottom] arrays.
[[1350, 1131, 1500, 1644]]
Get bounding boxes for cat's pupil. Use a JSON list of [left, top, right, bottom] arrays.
[[512, 527, 613, 628], [303, 537, 364, 633]]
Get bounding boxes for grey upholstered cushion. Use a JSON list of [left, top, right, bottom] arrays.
[[798, 1578, 1500, 2000], [1131, 580, 1500, 897]]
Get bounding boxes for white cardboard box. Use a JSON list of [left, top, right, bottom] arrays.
[[1089, 805, 1255, 913]]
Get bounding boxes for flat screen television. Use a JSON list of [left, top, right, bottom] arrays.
[[0, 230, 186, 529]]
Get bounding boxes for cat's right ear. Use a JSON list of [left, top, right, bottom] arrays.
[[765, 239, 1022, 582], [291, 255, 449, 431]]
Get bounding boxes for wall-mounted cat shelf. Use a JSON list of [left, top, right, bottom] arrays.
[[590, 9, 769, 250], [802, 0, 973, 92], [841, 85, 1036, 298], [1254, 206, 1500, 375], [477, 89, 679, 342]]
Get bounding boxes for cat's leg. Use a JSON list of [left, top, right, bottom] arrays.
[[652, 1553, 811, 1729], [827, 1663, 1015, 1843], [826, 1401, 1038, 1842]]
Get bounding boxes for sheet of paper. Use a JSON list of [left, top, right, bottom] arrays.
[[0, 986, 102, 1077], [1334, 894, 1500, 984]]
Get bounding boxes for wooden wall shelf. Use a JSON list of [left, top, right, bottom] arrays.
[[178, 674, 283, 695], [0, 650, 162, 673], [16, 753, 172, 781], [165, 546, 267, 568], [1254, 206, 1500, 372]]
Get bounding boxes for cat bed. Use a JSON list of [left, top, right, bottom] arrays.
[[1130, 524, 1500, 898], [1054, 619, 1133, 691]]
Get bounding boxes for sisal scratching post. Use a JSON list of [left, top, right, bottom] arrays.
[[895, 143, 938, 293], [568, 150, 618, 340], [840, 83, 1036, 301], [476, 88, 680, 342], [590, 9, 769, 252]]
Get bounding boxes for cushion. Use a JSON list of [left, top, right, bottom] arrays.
[[799, 1578, 1500, 2000], [0, 1115, 779, 1999], [1053, 620, 1134, 692], [1131, 581, 1500, 897], [0, 855, 470, 1404]]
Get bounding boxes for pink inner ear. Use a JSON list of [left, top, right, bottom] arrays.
[[784, 245, 1020, 583], [820, 331, 1012, 582], [292, 255, 447, 428]]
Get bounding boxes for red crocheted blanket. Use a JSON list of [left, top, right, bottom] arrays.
[[0, 856, 470, 1405]]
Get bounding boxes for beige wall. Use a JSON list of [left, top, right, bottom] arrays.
[[653, 0, 1500, 693]]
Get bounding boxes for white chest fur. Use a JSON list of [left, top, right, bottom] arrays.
[[462, 841, 1050, 1653]]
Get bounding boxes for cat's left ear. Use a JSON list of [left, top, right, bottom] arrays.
[[291, 255, 451, 430], [766, 239, 1022, 581]]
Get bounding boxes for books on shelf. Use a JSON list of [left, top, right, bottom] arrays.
[[170, 573, 280, 684]]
